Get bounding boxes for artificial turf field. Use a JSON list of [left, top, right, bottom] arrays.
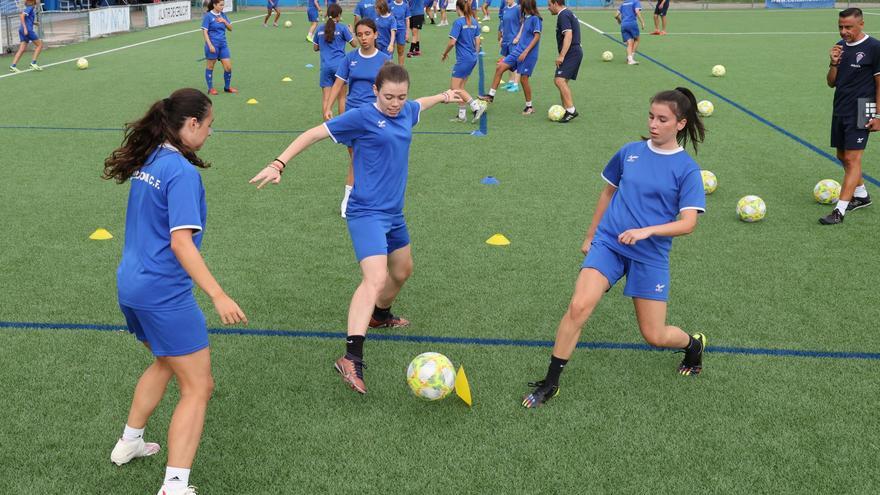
[[2, 6, 880, 493]]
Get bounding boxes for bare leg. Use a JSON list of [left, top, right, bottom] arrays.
[[347, 255, 389, 336], [11, 42, 27, 66], [551, 268, 609, 360], [632, 298, 689, 348], [162, 348, 214, 469], [554, 77, 573, 109], [126, 354, 174, 429], [521, 75, 532, 104], [376, 245, 413, 309]]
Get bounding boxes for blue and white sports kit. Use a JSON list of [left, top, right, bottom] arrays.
[[308, 0, 321, 22], [354, 0, 378, 20], [315, 23, 354, 88], [499, 3, 520, 57], [619, 0, 641, 42], [503, 14, 541, 75], [117, 144, 210, 357], [18, 5, 38, 42], [202, 11, 231, 60], [449, 17, 480, 78], [335, 49, 392, 110], [831, 36, 880, 150], [324, 101, 422, 260], [390, 1, 410, 45], [267, 0, 279, 10], [583, 140, 705, 302], [375, 14, 398, 52]]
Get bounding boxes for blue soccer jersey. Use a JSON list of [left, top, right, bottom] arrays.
[[314, 23, 354, 69], [324, 101, 421, 217], [500, 3, 520, 44], [513, 14, 541, 57], [409, 0, 425, 16], [117, 145, 207, 310], [22, 5, 36, 31], [619, 0, 641, 24], [390, 0, 410, 31], [596, 140, 706, 267], [201, 11, 230, 42], [335, 48, 392, 109], [354, 0, 378, 20], [449, 17, 480, 62], [375, 14, 398, 49]]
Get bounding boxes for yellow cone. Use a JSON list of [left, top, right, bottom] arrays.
[[281, 76, 293, 82], [485, 234, 510, 246], [455, 365, 472, 407], [247, 98, 259, 104], [89, 228, 113, 240]]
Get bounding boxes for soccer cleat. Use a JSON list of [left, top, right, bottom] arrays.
[[262, 23, 268, 28], [819, 209, 844, 225], [157, 484, 198, 495], [471, 103, 487, 123], [208, 88, 218, 95], [522, 105, 535, 115], [406, 52, 413, 58], [499, 82, 511, 90], [30, 62, 43, 71], [369, 313, 410, 328], [413, 50, 421, 56], [223, 87, 238, 94], [559, 110, 579, 123], [506, 84, 520, 93], [334, 354, 367, 394], [522, 380, 559, 408], [110, 437, 161, 466], [627, 59, 639, 65], [847, 194, 872, 211], [481, 15, 490, 21], [450, 116, 467, 123], [9, 65, 21, 73], [659, 31, 667, 35], [650, 30, 661, 35], [478, 94, 494, 103], [273, 22, 279, 27], [306, 34, 314, 42], [678, 333, 707, 376]]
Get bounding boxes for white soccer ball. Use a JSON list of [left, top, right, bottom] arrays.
[[548, 104, 566, 122], [697, 100, 714, 117], [284, 20, 292, 28], [712, 64, 726, 77], [481, 24, 490, 33], [76, 58, 89, 70], [701, 170, 717, 194], [406, 352, 456, 400], [736, 195, 766, 222], [602, 50, 613, 62], [813, 179, 841, 204]]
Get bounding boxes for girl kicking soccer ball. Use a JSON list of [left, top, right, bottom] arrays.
[[9, 0, 43, 73], [523, 87, 708, 409]]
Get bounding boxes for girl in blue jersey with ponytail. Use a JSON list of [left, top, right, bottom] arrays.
[[103, 88, 247, 495], [523, 87, 708, 409], [8, 0, 43, 73], [440, 0, 486, 123], [201, 0, 237, 95], [315, 4, 357, 117], [375, 0, 398, 55]]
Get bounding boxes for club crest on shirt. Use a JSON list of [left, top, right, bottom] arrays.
[[856, 51, 866, 64], [377, 120, 387, 128], [626, 154, 639, 162]]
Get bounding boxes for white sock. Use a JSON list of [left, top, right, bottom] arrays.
[[458, 106, 466, 119], [341, 185, 352, 214], [836, 200, 849, 214], [855, 185, 868, 198], [122, 424, 144, 441], [469, 99, 480, 111], [566, 106, 575, 113], [525, 101, 532, 107], [488, 88, 496, 96], [165, 466, 191, 488]]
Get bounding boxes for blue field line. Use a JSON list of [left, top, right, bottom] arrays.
[[2, 320, 879, 361], [0, 124, 472, 136], [586, 23, 880, 188]]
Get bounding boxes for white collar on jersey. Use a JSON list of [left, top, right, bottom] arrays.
[[647, 139, 683, 155], [358, 47, 381, 58], [846, 34, 870, 47], [161, 143, 180, 153]]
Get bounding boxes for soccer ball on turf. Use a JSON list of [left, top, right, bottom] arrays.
[[697, 100, 714, 117], [813, 179, 841, 204], [406, 352, 456, 400], [602, 51, 613, 62], [712, 64, 726, 77], [548, 104, 566, 122], [284, 20, 292, 28], [481, 24, 490, 33], [76, 58, 89, 70], [701, 170, 717, 194], [736, 195, 766, 222]]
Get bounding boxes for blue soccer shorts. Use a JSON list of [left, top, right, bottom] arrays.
[[581, 241, 671, 302], [19, 28, 39, 43], [205, 40, 231, 60], [452, 58, 477, 78], [621, 23, 639, 42], [346, 214, 411, 261], [120, 303, 209, 357]]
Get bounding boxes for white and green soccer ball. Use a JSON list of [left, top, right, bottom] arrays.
[[701, 170, 717, 194], [601, 50, 613, 62], [481, 24, 490, 33], [548, 104, 566, 122], [76, 58, 89, 70], [813, 179, 841, 204], [736, 195, 766, 222], [697, 100, 714, 117], [712, 64, 726, 77], [284, 20, 293, 28], [407, 352, 456, 400]]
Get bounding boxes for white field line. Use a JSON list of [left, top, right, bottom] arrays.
[[578, 19, 834, 36], [579, 19, 605, 35], [0, 14, 263, 80]]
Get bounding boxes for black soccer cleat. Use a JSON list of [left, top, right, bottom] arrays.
[[522, 380, 559, 408], [846, 194, 872, 211], [559, 110, 579, 123], [678, 333, 707, 376], [819, 209, 844, 225]]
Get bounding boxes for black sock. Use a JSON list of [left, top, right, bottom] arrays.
[[346, 335, 365, 360], [544, 355, 568, 386], [372, 305, 391, 321], [415, 41, 420, 51], [685, 335, 702, 353]]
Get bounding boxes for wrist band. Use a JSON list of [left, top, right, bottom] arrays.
[[269, 163, 284, 174], [273, 158, 286, 167]]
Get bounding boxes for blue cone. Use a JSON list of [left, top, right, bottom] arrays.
[[481, 176, 499, 185]]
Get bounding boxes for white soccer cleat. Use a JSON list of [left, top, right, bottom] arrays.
[[110, 437, 161, 466], [30, 62, 43, 71], [157, 485, 199, 495]]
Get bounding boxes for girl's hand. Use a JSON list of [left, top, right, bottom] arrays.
[[581, 235, 593, 255], [447, 89, 465, 103], [249, 165, 283, 189], [323, 108, 333, 120], [518, 52, 526, 62], [208, 44, 216, 54], [617, 228, 651, 245], [441, 52, 448, 61], [212, 293, 247, 325]]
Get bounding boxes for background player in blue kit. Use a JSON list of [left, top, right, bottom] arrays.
[[497, 0, 521, 92], [822, 8, 878, 224], [315, 4, 356, 117], [615, 0, 645, 65], [201, 0, 237, 96], [307, 0, 322, 42], [103, 88, 247, 495], [324, 19, 391, 217], [481, 0, 492, 21], [522, 88, 708, 409], [375, 0, 398, 54], [441, 0, 487, 123], [549, 0, 582, 122], [354, 0, 378, 23], [437, 0, 449, 26], [425, 0, 437, 25], [263, 0, 281, 27], [407, 0, 426, 57], [480, 0, 541, 115], [390, 0, 411, 64], [9, 0, 43, 73], [249, 65, 464, 395]]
